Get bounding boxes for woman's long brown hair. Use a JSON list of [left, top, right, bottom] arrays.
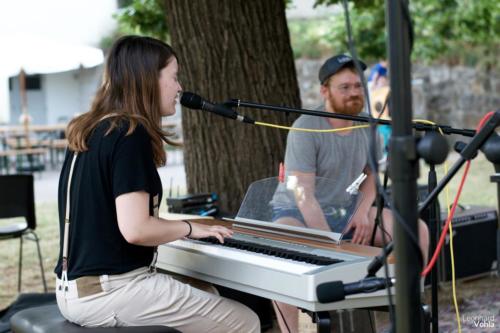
[[66, 35, 179, 167]]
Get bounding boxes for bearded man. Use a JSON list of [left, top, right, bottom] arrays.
[[271, 55, 429, 332]]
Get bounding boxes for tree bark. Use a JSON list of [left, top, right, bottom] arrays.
[[164, 0, 300, 214]]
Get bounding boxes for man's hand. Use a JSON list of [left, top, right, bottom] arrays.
[[345, 208, 373, 245]]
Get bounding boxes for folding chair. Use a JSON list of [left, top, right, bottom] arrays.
[[0, 174, 47, 292]]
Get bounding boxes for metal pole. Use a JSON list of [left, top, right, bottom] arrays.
[[386, 0, 423, 332], [427, 165, 439, 332]]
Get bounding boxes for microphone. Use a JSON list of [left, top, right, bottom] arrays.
[[316, 277, 394, 303], [180, 92, 254, 124]]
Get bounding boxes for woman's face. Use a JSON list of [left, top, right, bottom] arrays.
[[158, 57, 182, 117]]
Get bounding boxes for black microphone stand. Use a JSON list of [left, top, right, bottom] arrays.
[[416, 131, 449, 333], [481, 133, 500, 276], [366, 110, 499, 333], [365, 111, 500, 277], [427, 162, 441, 333]]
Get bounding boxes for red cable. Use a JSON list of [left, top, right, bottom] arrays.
[[421, 161, 470, 276], [421, 111, 494, 277]]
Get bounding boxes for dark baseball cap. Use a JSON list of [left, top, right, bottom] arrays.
[[319, 54, 367, 85]]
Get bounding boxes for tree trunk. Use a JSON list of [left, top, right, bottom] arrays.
[[164, 0, 300, 214]]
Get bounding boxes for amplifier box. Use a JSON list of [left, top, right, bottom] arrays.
[[166, 193, 219, 216], [440, 206, 498, 280], [166, 193, 218, 210]]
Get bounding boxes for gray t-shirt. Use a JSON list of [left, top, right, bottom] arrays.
[[272, 111, 376, 209]]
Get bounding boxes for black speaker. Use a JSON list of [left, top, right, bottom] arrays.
[[440, 206, 498, 280], [386, 186, 498, 282]]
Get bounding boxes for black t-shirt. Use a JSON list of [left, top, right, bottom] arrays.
[[54, 120, 162, 279]]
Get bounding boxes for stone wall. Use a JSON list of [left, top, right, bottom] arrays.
[[412, 64, 500, 129], [296, 58, 500, 130]]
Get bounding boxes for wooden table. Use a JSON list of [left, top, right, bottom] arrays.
[[0, 123, 67, 135], [0, 124, 66, 173]]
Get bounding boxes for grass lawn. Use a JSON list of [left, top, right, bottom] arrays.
[[419, 152, 497, 209], [0, 203, 59, 308], [1, 152, 498, 328]]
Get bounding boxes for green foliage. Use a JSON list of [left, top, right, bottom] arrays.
[[114, 0, 295, 42], [311, 0, 499, 66], [287, 1, 386, 62], [324, 2, 386, 62], [411, 0, 500, 66], [284, 0, 295, 8], [114, 0, 169, 41], [287, 19, 333, 58], [419, 0, 499, 66], [314, 0, 384, 10], [110, 0, 499, 66]]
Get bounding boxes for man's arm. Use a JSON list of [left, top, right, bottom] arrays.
[[290, 171, 331, 231], [345, 166, 377, 244]]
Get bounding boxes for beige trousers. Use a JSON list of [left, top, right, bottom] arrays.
[[56, 267, 260, 333]]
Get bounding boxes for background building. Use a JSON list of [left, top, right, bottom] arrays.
[[0, 0, 117, 125]]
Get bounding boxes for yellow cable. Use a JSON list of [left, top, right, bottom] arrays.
[[414, 120, 461, 333], [413, 119, 439, 126], [447, 191, 461, 333], [254, 121, 369, 133], [255, 117, 443, 133]]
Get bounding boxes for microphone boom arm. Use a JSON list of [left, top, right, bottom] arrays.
[[226, 98, 476, 137]]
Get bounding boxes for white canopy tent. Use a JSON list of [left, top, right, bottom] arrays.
[[0, 33, 104, 124]]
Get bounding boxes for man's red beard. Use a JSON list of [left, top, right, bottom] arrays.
[[330, 96, 364, 115]]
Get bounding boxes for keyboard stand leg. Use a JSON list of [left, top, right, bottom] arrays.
[[307, 311, 331, 333]]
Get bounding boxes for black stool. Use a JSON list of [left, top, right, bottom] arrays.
[[10, 304, 180, 333]]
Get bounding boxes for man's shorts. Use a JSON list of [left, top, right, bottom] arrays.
[[272, 206, 355, 240]]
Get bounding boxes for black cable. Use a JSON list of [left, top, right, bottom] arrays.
[[379, 187, 395, 332], [371, 171, 393, 246], [370, 96, 391, 246], [367, 309, 375, 333], [381, 91, 391, 118], [341, 0, 418, 245], [341, 0, 423, 260], [380, 0, 425, 268], [381, 195, 422, 262], [370, 95, 392, 246], [380, 170, 393, 242], [371, 206, 382, 246], [399, 0, 415, 52], [377, 160, 396, 331], [341, 0, 411, 329]]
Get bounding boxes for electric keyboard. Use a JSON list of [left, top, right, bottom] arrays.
[[156, 217, 395, 312]]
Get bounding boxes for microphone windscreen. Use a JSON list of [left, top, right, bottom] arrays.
[[316, 281, 345, 303], [180, 92, 203, 109]]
